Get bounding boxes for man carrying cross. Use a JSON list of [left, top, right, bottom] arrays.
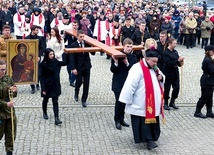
[[70, 30, 95, 108]]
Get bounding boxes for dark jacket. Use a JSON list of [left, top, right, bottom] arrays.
[[157, 41, 168, 71], [40, 58, 66, 98], [161, 22, 173, 34], [1, 10, 12, 25], [121, 25, 135, 43], [162, 48, 182, 79], [69, 41, 95, 74], [25, 33, 45, 57], [200, 55, 214, 87], [110, 52, 137, 92], [131, 29, 150, 45]]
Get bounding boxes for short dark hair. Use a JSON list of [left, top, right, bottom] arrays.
[[3, 25, 10, 30], [30, 25, 40, 31], [77, 30, 84, 36], [0, 60, 6, 65], [160, 31, 167, 36], [123, 38, 133, 46]]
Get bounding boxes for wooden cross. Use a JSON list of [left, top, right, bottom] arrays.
[[64, 30, 143, 58]]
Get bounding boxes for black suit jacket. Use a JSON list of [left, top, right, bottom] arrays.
[[110, 52, 137, 92], [131, 30, 151, 45], [162, 48, 181, 79], [69, 41, 95, 74]]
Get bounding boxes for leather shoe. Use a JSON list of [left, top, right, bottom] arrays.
[[36, 85, 40, 90], [115, 122, 121, 130], [6, 152, 13, 155], [43, 113, 49, 120], [70, 82, 75, 87], [120, 120, 130, 127], [147, 141, 158, 150], [55, 117, 62, 125], [194, 112, 206, 119], [74, 94, 78, 102], [164, 105, 170, 110], [169, 103, 179, 109], [31, 89, 35, 94], [82, 102, 87, 108], [206, 113, 214, 118]]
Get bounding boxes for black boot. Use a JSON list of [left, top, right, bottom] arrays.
[[163, 100, 170, 110], [206, 109, 214, 118], [6, 151, 13, 155], [169, 99, 179, 109], [194, 108, 206, 119], [43, 112, 49, 120], [147, 141, 158, 150], [55, 117, 62, 125]]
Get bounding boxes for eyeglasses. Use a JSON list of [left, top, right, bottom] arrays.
[[0, 69, 6, 72]]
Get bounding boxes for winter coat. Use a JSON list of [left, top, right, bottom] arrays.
[[201, 21, 213, 38], [40, 58, 66, 98], [185, 17, 197, 34]]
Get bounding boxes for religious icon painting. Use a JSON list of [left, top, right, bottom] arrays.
[[7, 39, 39, 85]]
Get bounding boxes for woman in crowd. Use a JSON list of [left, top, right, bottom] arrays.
[[40, 48, 66, 125], [47, 27, 64, 61], [80, 10, 92, 36], [201, 16, 213, 49]]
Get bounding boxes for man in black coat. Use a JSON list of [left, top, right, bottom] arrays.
[[25, 25, 45, 94], [70, 30, 95, 108], [120, 17, 135, 44], [157, 31, 168, 71], [110, 38, 137, 130], [64, 20, 79, 87], [131, 21, 150, 61], [1, 5, 12, 29]]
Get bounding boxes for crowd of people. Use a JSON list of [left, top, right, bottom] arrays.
[[0, 0, 214, 154]]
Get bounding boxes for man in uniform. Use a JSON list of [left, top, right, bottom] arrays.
[[0, 59, 17, 155], [0, 25, 13, 62]]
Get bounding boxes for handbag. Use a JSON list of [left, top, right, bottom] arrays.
[[188, 28, 194, 34]]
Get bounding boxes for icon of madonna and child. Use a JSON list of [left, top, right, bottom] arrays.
[[11, 43, 35, 83]]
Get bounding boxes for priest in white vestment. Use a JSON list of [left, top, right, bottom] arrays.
[[119, 48, 165, 150]]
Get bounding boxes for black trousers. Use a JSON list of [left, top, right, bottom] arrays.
[[42, 96, 59, 117], [164, 77, 180, 102], [16, 36, 22, 39], [196, 87, 213, 110], [113, 91, 125, 123], [131, 115, 160, 143], [30, 61, 41, 90], [75, 69, 90, 102], [201, 38, 209, 48], [179, 33, 186, 45], [186, 34, 195, 48]]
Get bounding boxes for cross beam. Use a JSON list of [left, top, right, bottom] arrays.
[[65, 30, 143, 58], [64, 45, 144, 54]]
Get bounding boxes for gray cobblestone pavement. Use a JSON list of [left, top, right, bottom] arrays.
[[1, 45, 214, 154]]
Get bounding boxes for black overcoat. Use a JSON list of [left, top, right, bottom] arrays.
[[40, 59, 66, 98]]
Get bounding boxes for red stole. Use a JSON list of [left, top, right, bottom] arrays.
[[112, 26, 121, 46], [18, 13, 22, 22], [98, 20, 101, 41], [105, 20, 112, 46], [140, 60, 165, 124], [140, 60, 166, 124], [22, 22, 26, 39], [55, 18, 59, 27], [17, 13, 23, 29], [30, 13, 43, 27]]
